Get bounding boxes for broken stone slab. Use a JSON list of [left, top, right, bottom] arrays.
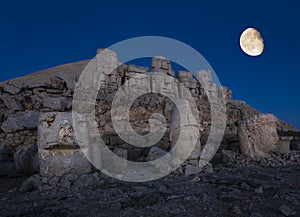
[[238, 114, 279, 158], [39, 149, 91, 176], [38, 112, 79, 150], [1, 111, 40, 133], [43, 97, 72, 111], [14, 144, 38, 174]]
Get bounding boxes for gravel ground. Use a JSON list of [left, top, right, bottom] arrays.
[[0, 164, 299, 217]]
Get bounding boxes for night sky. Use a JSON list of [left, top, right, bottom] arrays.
[[0, 0, 299, 129]]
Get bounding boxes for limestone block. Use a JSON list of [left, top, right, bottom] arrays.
[[238, 114, 279, 158], [183, 77, 197, 89], [196, 70, 212, 83], [96, 49, 119, 75], [39, 149, 91, 176], [151, 56, 174, 76], [177, 70, 193, 82], [277, 136, 293, 154], [38, 112, 79, 150]]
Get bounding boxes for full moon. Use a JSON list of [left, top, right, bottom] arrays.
[[240, 27, 264, 56]]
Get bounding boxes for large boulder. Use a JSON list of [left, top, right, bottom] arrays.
[[238, 114, 279, 158]]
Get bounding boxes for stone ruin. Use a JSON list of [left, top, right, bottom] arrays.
[[0, 48, 300, 189]]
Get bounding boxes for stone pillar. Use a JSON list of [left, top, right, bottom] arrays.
[[96, 48, 122, 89]]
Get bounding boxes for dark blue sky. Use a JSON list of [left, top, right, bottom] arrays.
[[1, 0, 299, 129]]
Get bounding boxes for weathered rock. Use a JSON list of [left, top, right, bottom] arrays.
[[238, 114, 279, 158], [56, 71, 77, 91], [2, 82, 21, 94], [250, 212, 263, 217], [73, 173, 94, 189], [126, 64, 148, 75], [2, 95, 23, 111], [59, 177, 71, 190], [184, 164, 202, 176], [254, 185, 263, 193], [147, 146, 167, 161], [113, 147, 128, 169], [0, 112, 4, 122], [222, 149, 237, 164], [43, 97, 71, 111], [0, 144, 14, 162], [14, 144, 37, 173], [48, 176, 60, 186], [210, 152, 223, 166], [203, 162, 214, 174], [233, 206, 242, 215], [277, 136, 293, 154], [39, 149, 91, 176], [290, 139, 300, 151], [38, 112, 78, 150], [1, 111, 39, 133], [278, 204, 296, 216], [151, 56, 174, 76], [19, 177, 35, 192]]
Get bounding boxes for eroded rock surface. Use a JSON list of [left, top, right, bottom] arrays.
[[239, 114, 280, 158]]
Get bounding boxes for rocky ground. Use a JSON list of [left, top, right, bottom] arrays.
[[1, 163, 299, 217]]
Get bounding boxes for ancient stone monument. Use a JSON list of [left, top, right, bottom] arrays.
[[0, 48, 299, 186]]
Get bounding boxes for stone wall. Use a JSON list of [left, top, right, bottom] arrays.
[[0, 49, 297, 175]]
